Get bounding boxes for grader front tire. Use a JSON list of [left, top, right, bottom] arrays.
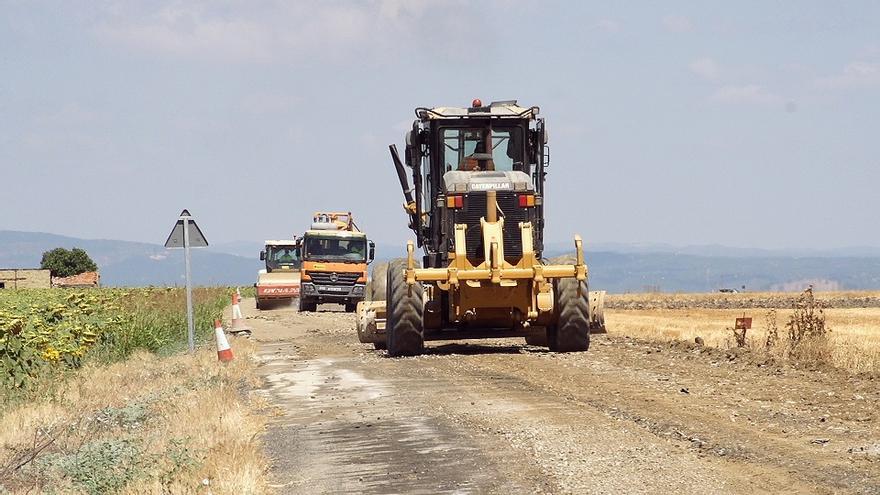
[[552, 278, 591, 352], [386, 259, 424, 357], [524, 334, 548, 347]]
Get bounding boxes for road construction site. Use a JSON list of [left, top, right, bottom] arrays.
[[241, 300, 880, 495]]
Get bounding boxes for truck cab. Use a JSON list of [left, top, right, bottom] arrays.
[[298, 212, 375, 313]]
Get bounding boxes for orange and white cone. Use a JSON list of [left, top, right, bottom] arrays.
[[214, 319, 234, 362], [231, 291, 250, 334]]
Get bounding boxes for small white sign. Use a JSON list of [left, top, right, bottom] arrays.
[[470, 182, 512, 191]]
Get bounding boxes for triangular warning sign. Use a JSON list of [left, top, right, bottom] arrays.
[[164, 211, 208, 248]]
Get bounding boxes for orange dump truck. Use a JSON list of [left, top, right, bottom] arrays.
[[297, 212, 375, 313]]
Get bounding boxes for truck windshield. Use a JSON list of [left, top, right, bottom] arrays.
[[267, 246, 301, 268], [304, 236, 366, 262], [442, 127, 524, 172]]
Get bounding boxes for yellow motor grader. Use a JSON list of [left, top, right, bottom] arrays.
[[356, 99, 604, 356]]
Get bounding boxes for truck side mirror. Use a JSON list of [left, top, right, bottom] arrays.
[[259, 251, 266, 261], [368, 241, 375, 262]]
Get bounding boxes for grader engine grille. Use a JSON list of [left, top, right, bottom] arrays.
[[457, 191, 527, 262]]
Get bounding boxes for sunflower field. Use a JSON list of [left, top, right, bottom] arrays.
[[0, 288, 230, 389]]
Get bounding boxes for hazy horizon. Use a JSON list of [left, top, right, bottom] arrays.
[[5, 228, 880, 258], [2, 2, 878, 250]]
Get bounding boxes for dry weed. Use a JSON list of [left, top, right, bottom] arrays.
[[0, 338, 268, 494], [605, 290, 880, 373]]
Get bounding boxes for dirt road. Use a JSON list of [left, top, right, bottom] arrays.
[[240, 301, 880, 494]]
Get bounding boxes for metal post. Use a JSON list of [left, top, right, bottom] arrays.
[[183, 215, 195, 353]]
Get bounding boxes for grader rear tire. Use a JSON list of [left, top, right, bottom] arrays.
[[386, 259, 424, 357], [552, 278, 591, 352], [369, 262, 388, 301], [589, 290, 607, 333]]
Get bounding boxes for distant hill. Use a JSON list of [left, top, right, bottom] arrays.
[[0, 231, 261, 287], [4, 230, 880, 291], [211, 240, 264, 259], [545, 241, 880, 259], [550, 251, 880, 293]]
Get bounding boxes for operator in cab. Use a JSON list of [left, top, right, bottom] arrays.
[[458, 137, 495, 172], [276, 248, 296, 263]]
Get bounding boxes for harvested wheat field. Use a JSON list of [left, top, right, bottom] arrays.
[[606, 291, 880, 374]]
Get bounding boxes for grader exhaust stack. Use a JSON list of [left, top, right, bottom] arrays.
[[357, 100, 605, 356]]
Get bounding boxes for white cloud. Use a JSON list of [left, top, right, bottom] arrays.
[[814, 61, 880, 90], [689, 57, 720, 81], [596, 19, 621, 33], [90, 1, 468, 63], [94, 5, 274, 62], [710, 85, 781, 105], [662, 14, 693, 33]]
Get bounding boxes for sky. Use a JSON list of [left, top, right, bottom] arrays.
[[1, 1, 878, 251]]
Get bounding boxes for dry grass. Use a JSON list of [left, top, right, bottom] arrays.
[[606, 302, 880, 374], [0, 337, 269, 494], [607, 290, 880, 309]]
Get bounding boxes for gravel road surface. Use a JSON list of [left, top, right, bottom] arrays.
[[236, 300, 880, 494]]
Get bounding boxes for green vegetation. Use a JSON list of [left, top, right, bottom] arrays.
[[0, 287, 230, 391], [39, 247, 98, 277]]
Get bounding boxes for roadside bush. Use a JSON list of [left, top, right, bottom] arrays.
[[38, 438, 145, 495]]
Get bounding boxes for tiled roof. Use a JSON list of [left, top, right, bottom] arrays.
[[52, 271, 100, 287]]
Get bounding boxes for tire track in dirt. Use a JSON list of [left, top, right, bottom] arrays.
[[253, 309, 552, 494], [241, 302, 879, 494], [395, 340, 880, 494]]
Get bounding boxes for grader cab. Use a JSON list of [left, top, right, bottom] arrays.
[[357, 100, 605, 356]]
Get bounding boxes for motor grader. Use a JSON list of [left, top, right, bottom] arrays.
[[356, 99, 604, 356]]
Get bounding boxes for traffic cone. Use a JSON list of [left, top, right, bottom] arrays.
[[230, 291, 250, 335], [214, 319, 234, 362]]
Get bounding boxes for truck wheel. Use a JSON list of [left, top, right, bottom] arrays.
[[299, 298, 317, 312], [345, 302, 357, 313], [373, 341, 387, 350], [369, 262, 388, 301], [255, 298, 263, 310], [551, 278, 591, 352], [386, 258, 424, 357]]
